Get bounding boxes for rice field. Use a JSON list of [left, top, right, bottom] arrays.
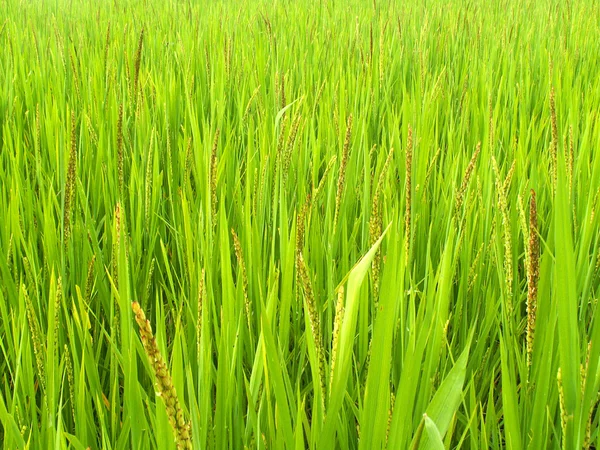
[[1, 0, 600, 448]]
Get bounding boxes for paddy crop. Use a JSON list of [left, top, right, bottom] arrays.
[[1, 0, 600, 448]]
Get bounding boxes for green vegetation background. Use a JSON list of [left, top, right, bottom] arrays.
[[1, 0, 600, 448]]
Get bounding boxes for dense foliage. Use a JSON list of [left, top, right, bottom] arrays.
[[1, 0, 600, 448]]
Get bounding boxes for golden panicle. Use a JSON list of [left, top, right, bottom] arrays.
[[23, 284, 45, 392], [132, 302, 192, 449], [491, 156, 513, 313], [526, 190, 539, 369], [404, 126, 413, 267], [455, 143, 481, 216], [297, 253, 326, 410], [232, 229, 251, 335], [550, 87, 558, 192], [64, 110, 77, 246], [333, 114, 353, 231], [210, 129, 220, 231]]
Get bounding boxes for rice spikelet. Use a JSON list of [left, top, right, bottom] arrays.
[[197, 268, 205, 364], [243, 85, 261, 125], [488, 93, 494, 152], [404, 126, 413, 267], [103, 22, 111, 76], [133, 28, 144, 102], [526, 190, 539, 369], [23, 284, 45, 392], [183, 137, 193, 192], [313, 155, 337, 202], [210, 129, 220, 231], [329, 286, 344, 393], [117, 104, 124, 197], [232, 229, 252, 336], [85, 254, 96, 304], [370, 147, 393, 303], [53, 276, 62, 352], [144, 129, 155, 230], [550, 87, 558, 192], [491, 156, 513, 313], [568, 125, 574, 197], [64, 344, 76, 425], [297, 253, 326, 411], [455, 143, 481, 217], [64, 110, 77, 246], [557, 368, 567, 450], [282, 113, 302, 188], [333, 114, 353, 231]]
